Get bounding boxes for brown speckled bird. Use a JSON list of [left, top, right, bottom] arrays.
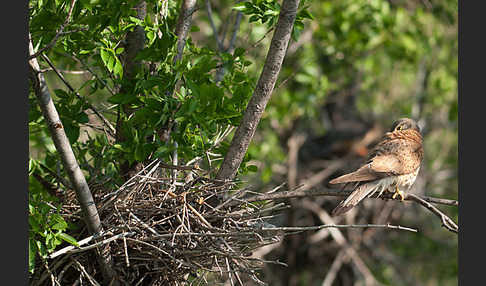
[[329, 118, 424, 216]]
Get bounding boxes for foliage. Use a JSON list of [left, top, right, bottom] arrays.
[[28, 159, 78, 274]]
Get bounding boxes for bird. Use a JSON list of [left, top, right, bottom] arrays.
[[329, 118, 424, 216]]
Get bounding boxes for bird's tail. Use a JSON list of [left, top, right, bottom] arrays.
[[331, 179, 391, 216]]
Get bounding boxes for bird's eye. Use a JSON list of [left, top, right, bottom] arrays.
[[396, 124, 403, 131]]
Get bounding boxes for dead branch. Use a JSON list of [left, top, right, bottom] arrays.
[[243, 186, 458, 207], [407, 193, 458, 234]]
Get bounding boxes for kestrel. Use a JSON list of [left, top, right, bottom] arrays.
[[329, 118, 424, 216]]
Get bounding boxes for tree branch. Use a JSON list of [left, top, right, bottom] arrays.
[[205, 0, 224, 51], [41, 54, 116, 137], [407, 193, 458, 234], [216, 0, 301, 181], [28, 0, 78, 60], [215, 10, 243, 83], [174, 0, 198, 64], [243, 186, 458, 207], [29, 35, 118, 285]]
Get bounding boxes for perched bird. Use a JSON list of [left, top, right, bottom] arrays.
[[329, 118, 424, 216]]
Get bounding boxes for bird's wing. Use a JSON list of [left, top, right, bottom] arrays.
[[329, 154, 401, 184]]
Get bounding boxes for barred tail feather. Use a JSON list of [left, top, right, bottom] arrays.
[[331, 178, 392, 216]]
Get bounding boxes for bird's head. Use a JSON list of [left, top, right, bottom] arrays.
[[390, 118, 421, 133]]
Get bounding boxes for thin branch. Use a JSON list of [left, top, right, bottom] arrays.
[[407, 193, 458, 234], [70, 54, 116, 95], [49, 232, 136, 259], [258, 223, 417, 233], [215, 11, 243, 83], [41, 54, 116, 137], [242, 186, 458, 207], [28, 0, 78, 60], [47, 231, 109, 259], [205, 0, 224, 51], [38, 68, 89, 74]]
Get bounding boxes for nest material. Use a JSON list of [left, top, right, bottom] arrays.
[[36, 159, 285, 285]]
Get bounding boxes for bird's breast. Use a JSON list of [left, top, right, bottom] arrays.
[[394, 167, 420, 188]]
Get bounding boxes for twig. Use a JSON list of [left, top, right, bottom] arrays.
[[407, 193, 458, 234], [215, 11, 243, 82], [48, 232, 136, 259], [72, 259, 101, 286], [129, 211, 160, 235], [70, 54, 116, 95], [123, 234, 130, 267], [40, 54, 116, 137], [258, 223, 417, 233], [205, 0, 224, 51], [28, 0, 78, 60], [42, 260, 62, 286]]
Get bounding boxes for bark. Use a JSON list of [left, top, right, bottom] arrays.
[[174, 0, 197, 64], [216, 0, 301, 181], [117, 1, 147, 181], [122, 1, 147, 81], [28, 37, 117, 285]]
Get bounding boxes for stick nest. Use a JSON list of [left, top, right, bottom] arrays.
[[39, 160, 285, 285]]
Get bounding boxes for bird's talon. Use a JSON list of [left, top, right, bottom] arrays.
[[391, 185, 405, 201]]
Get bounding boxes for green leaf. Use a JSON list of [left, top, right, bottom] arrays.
[[154, 146, 171, 158], [298, 9, 314, 20], [233, 47, 246, 58], [54, 89, 70, 99], [29, 159, 36, 175], [57, 232, 79, 247], [29, 238, 37, 274], [75, 112, 89, 124], [107, 52, 115, 72], [147, 30, 155, 46], [114, 57, 123, 78], [247, 165, 258, 172], [63, 121, 80, 144], [107, 93, 135, 104], [36, 240, 47, 258], [233, 2, 248, 12], [100, 48, 110, 65], [51, 220, 68, 231], [129, 16, 144, 26], [249, 15, 260, 22]]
